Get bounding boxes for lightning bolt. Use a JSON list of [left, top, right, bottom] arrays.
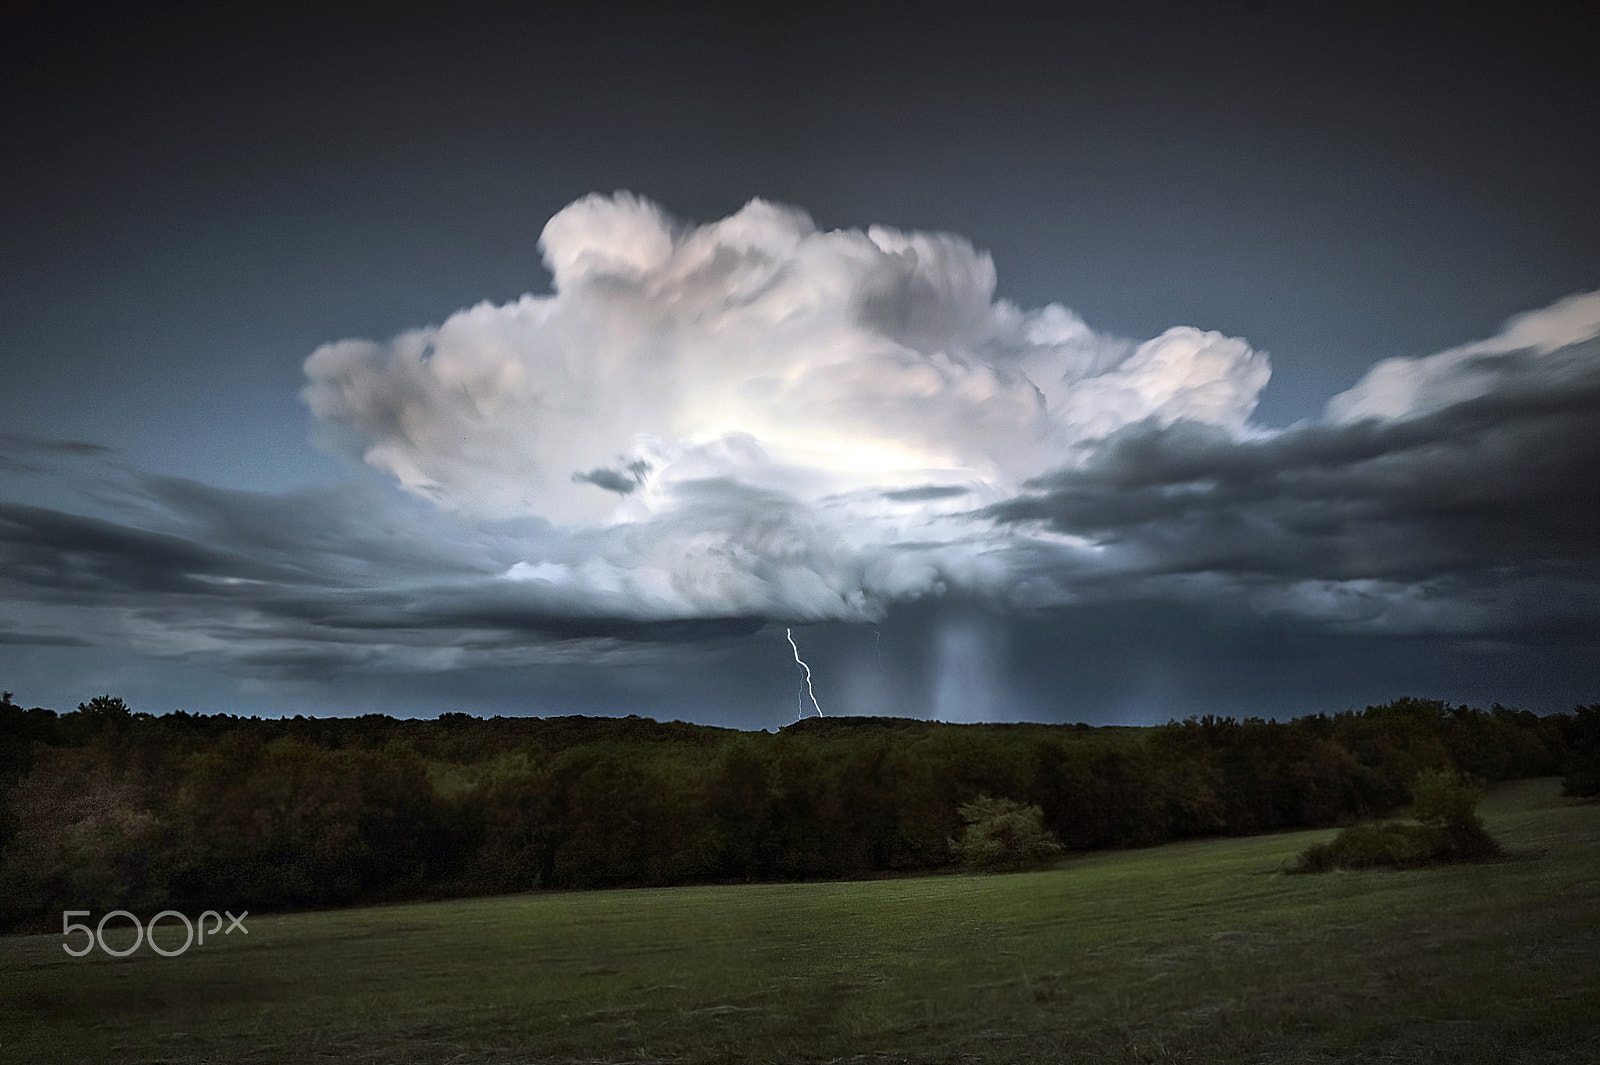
[[786, 627, 824, 719]]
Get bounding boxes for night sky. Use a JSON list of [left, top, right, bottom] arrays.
[[2, 0, 1597, 727]]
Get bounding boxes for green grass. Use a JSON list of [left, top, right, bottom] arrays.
[[3, 778, 1597, 1063]]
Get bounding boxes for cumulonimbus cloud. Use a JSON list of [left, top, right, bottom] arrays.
[[3, 196, 1597, 690], [300, 193, 1600, 634], [303, 192, 1271, 620]]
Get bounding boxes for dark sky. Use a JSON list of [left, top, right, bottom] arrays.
[[2, 0, 1597, 726]]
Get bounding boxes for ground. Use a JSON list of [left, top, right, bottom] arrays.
[[2, 778, 1596, 1063]]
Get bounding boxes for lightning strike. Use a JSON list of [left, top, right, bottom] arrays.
[[786, 627, 824, 719]]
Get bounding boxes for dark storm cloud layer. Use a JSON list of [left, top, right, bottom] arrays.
[[0, 500, 286, 599], [992, 345, 1600, 589], [986, 336, 1600, 655], [0, 629, 89, 647], [0, 434, 112, 456], [0, 433, 113, 476], [0, 442, 774, 684]]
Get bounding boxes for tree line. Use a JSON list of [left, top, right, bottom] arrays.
[[0, 691, 1594, 931]]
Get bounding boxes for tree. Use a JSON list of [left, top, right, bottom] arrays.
[[952, 795, 1063, 870], [1562, 704, 1600, 798], [67, 694, 132, 742], [1411, 767, 1485, 834]]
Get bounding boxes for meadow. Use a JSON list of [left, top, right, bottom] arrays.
[[2, 778, 1596, 1064]]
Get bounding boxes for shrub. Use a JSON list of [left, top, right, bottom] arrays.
[[1290, 768, 1500, 873], [1293, 823, 1435, 872], [952, 795, 1063, 871]]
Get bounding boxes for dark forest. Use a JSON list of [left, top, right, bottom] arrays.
[[3, 692, 1595, 932]]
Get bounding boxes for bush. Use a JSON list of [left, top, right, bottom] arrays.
[[952, 795, 1063, 871], [1293, 823, 1431, 872], [1290, 768, 1500, 873]]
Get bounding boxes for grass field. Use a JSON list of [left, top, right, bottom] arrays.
[[3, 778, 1597, 1063]]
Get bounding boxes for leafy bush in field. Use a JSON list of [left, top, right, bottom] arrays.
[[1291, 768, 1501, 873], [953, 795, 1063, 870], [1293, 823, 1437, 872]]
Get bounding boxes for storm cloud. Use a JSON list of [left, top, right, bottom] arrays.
[[302, 193, 1271, 622], [295, 194, 1600, 645], [989, 293, 1600, 637], [1, 200, 1597, 718]]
